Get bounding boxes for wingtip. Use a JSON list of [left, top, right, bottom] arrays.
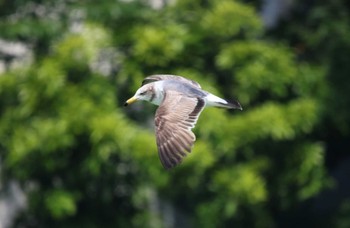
[[161, 161, 176, 170], [238, 103, 243, 111], [228, 99, 242, 110]]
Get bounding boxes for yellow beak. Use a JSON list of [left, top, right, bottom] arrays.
[[124, 96, 138, 106]]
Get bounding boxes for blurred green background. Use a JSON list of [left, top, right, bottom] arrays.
[[0, 0, 349, 227]]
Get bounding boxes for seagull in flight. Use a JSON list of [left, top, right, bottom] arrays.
[[124, 74, 242, 169]]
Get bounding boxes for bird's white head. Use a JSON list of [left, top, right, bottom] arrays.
[[124, 84, 155, 106]]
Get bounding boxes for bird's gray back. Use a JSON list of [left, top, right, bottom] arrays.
[[163, 80, 208, 98]]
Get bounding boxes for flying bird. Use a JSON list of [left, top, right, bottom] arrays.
[[124, 75, 242, 169]]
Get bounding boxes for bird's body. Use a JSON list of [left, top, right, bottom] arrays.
[[148, 80, 223, 106], [124, 74, 242, 169]]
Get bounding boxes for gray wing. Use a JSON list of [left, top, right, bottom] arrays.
[[154, 90, 205, 169], [142, 74, 201, 89]]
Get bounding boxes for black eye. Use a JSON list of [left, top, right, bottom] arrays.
[[140, 91, 147, 95]]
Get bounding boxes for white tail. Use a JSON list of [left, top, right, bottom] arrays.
[[205, 93, 242, 110]]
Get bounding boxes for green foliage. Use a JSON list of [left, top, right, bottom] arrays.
[[132, 24, 188, 66], [45, 190, 77, 219], [0, 0, 335, 227], [217, 41, 297, 103], [274, 0, 350, 132], [201, 0, 262, 38]]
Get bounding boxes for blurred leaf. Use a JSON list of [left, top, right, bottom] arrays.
[[45, 190, 77, 219]]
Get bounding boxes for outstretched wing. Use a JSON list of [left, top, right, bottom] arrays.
[[154, 90, 205, 169], [142, 74, 201, 89]]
